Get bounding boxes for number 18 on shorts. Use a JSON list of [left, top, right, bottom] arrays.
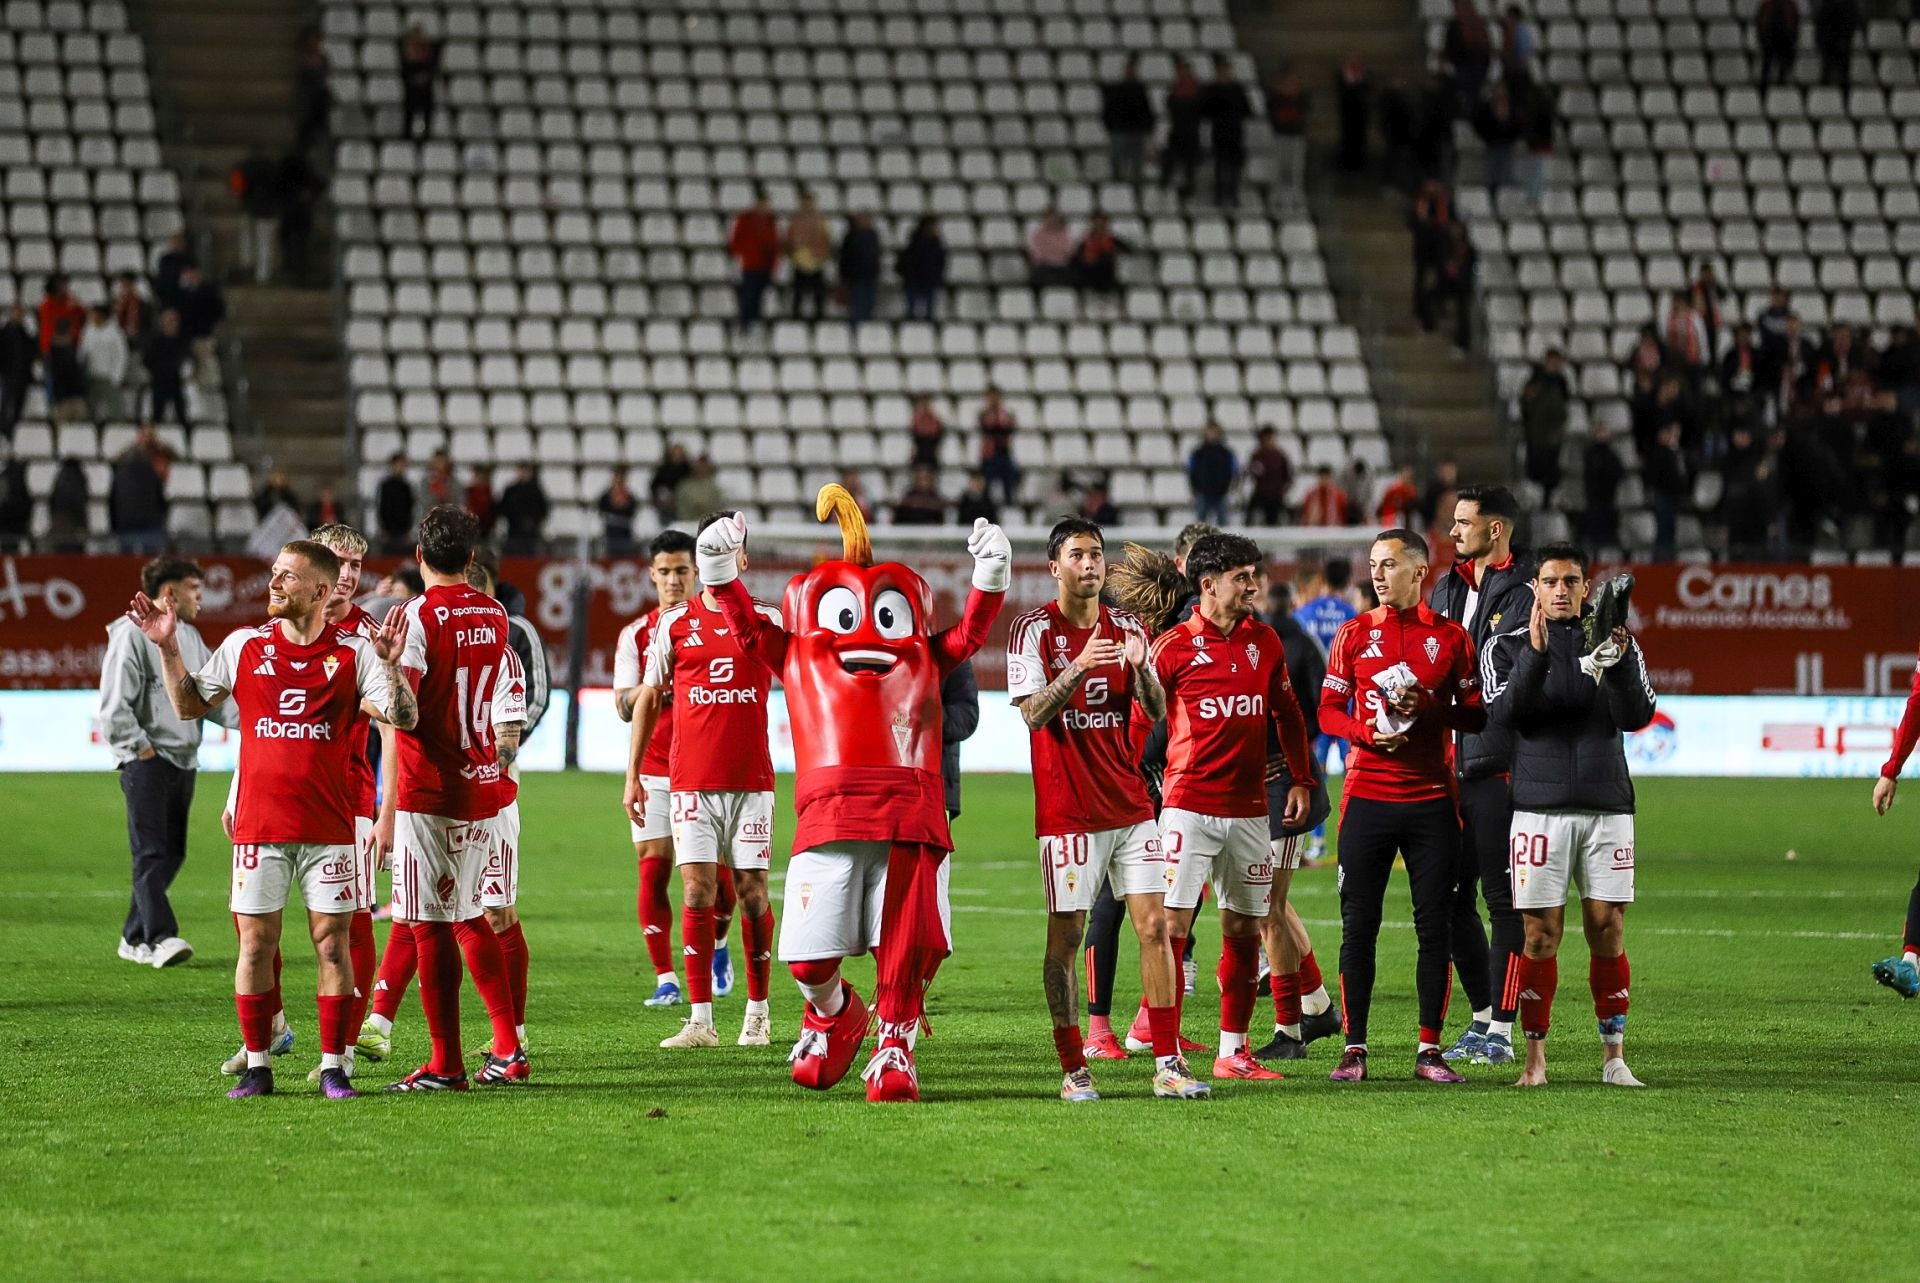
[[1039, 822, 1162, 913], [1509, 811, 1636, 909]]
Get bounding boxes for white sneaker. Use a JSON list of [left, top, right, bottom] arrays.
[[149, 936, 194, 968], [738, 1009, 771, 1046], [1602, 1058, 1645, 1087], [659, 1018, 719, 1049], [117, 939, 152, 965]]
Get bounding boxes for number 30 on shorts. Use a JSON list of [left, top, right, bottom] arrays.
[[1046, 834, 1090, 869]]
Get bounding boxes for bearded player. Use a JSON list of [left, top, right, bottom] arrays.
[[703, 490, 1008, 1102], [1150, 531, 1316, 1083], [133, 540, 416, 1098], [1008, 518, 1206, 1103]]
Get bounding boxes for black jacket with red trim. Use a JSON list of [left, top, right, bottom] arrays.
[[1427, 549, 1535, 781]]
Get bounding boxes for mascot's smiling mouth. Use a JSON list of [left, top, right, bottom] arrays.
[[838, 648, 898, 676]]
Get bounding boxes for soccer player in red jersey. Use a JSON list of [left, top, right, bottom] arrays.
[[1318, 529, 1485, 1084], [1149, 532, 1316, 1083], [1872, 644, 1920, 999], [385, 505, 528, 1091], [625, 511, 780, 1050], [1009, 518, 1207, 1102], [132, 539, 416, 1099]]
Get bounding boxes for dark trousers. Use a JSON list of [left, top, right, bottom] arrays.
[[402, 86, 434, 138], [1245, 496, 1287, 526], [980, 452, 1020, 504], [1213, 151, 1245, 207], [790, 269, 826, 321], [1337, 795, 1460, 1046], [1758, 42, 1795, 89], [736, 269, 772, 331], [121, 757, 196, 945], [1083, 876, 1126, 1017], [0, 372, 25, 438], [148, 375, 189, 427], [1162, 145, 1200, 199], [846, 278, 877, 325], [1448, 773, 1524, 1023]]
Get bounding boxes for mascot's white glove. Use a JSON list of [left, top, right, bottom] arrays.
[[967, 518, 1012, 593], [696, 512, 746, 587], [1579, 638, 1626, 683]]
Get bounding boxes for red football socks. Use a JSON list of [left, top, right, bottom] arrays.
[[413, 922, 464, 1076], [371, 920, 417, 1022], [347, 910, 376, 1031], [1147, 1004, 1180, 1059], [454, 918, 519, 1057], [1590, 951, 1630, 1021], [1053, 1024, 1086, 1074], [637, 856, 675, 976], [235, 990, 276, 1054], [743, 908, 774, 1003], [1271, 967, 1303, 1027], [713, 865, 737, 941], [1518, 954, 1559, 1038], [1217, 935, 1260, 1036], [496, 920, 530, 1027], [316, 993, 352, 1057], [682, 905, 716, 1005], [1298, 949, 1323, 994]]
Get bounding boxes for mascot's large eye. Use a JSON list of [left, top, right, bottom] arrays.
[[815, 586, 862, 634], [872, 589, 915, 640]]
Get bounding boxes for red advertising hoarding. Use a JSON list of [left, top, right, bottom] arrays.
[[5, 553, 1917, 696]]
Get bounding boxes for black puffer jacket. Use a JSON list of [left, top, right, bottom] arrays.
[[1428, 551, 1536, 780], [1482, 613, 1657, 814]]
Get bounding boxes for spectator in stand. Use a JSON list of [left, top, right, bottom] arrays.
[[910, 394, 946, 469], [1100, 55, 1155, 184], [1472, 83, 1522, 196], [1500, 5, 1538, 82], [1755, 286, 1793, 353], [142, 310, 190, 428], [1080, 476, 1121, 525], [466, 464, 496, 535], [1200, 54, 1253, 208], [304, 484, 341, 529], [1441, 0, 1494, 111], [253, 468, 299, 518], [37, 275, 87, 400], [1718, 424, 1776, 560], [1187, 420, 1237, 524], [1163, 57, 1204, 200], [650, 441, 692, 520], [1071, 212, 1128, 301], [81, 306, 130, 422], [1299, 464, 1352, 526], [1409, 180, 1452, 333], [1375, 464, 1420, 527], [838, 212, 882, 326], [1245, 424, 1294, 525], [1755, 0, 1801, 89], [0, 305, 32, 440], [294, 26, 332, 154], [1027, 207, 1075, 290], [499, 462, 550, 554], [1421, 457, 1463, 547], [1520, 348, 1571, 502], [1582, 423, 1626, 550], [1422, 222, 1478, 354], [0, 455, 29, 549], [598, 466, 640, 553], [1663, 290, 1710, 381], [173, 266, 226, 388], [233, 145, 282, 285], [1690, 262, 1728, 360], [153, 233, 193, 311], [1814, 0, 1860, 91], [277, 149, 324, 287], [955, 470, 997, 525], [896, 216, 948, 322], [1758, 311, 1813, 414], [1412, 69, 1459, 185], [976, 383, 1020, 505], [398, 24, 442, 140], [1720, 321, 1763, 425], [1335, 54, 1373, 174], [46, 320, 89, 424], [1643, 421, 1691, 561], [675, 454, 723, 518], [375, 452, 415, 552], [785, 188, 832, 324], [111, 273, 152, 351], [1518, 79, 1556, 207], [728, 187, 781, 336], [1814, 321, 1869, 397], [422, 448, 456, 507], [1266, 63, 1310, 206], [48, 457, 91, 552], [892, 466, 947, 526], [110, 429, 168, 554]]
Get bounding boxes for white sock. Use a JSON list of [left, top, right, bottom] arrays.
[[1301, 986, 1331, 1016], [1219, 1030, 1247, 1058], [514, 1023, 526, 1044], [1344, 1042, 1367, 1054], [1489, 1019, 1513, 1039], [1279, 1022, 1302, 1040], [1905, 950, 1919, 968], [1418, 1041, 1440, 1054], [365, 1013, 391, 1037], [1155, 1054, 1182, 1072], [246, 1049, 271, 1069], [745, 998, 769, 1019], [690, 1001, 713, 1025], [796, 976, 844, 1015], [656, 970, 679, 986], [1471, 1006, 1492, 1027], [321, 1051, 346, 1070]]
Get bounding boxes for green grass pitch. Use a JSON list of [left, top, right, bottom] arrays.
[[3, 772, 1917, 1282]]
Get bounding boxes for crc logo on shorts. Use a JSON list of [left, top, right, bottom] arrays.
[[1611, 844, 1635, 869], [708, 656, 735, 683], [742, 816, 772, 841]]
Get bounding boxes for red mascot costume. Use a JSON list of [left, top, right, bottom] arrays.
[[699, 486, 1008, 1101]]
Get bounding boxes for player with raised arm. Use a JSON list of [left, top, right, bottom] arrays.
[[1319, 529, 1485, 1084], [624, 511, 780, 1050], [1149, 532, 1316, 1083], [131, 539, 416, 1098], [1008, 518, 1205, 1102], [1483, 545, 1656, 1087], [1870, 647, 1920, 999], [384, 505, 527, 1092]]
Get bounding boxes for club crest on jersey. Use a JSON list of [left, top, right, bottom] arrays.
[[1424, 636, 1441, 662], [1245, 642, 1260, 665], [322, 655, 339, 681], [1064, 869, 1078, 893], [891, 713, 912, 753]]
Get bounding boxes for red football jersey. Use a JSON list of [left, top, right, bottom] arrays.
[[395, 583, 511, 821], [615, 608, 674, 777], [195, 620, 396, 845], [642, 590, 779, 792], [1007, 602, 1155, 837], [336, 602, 381, 818], [1150, 607, 1315, 819], [1320, 603, 1485, 803], [1883, 643, 1920, 780]]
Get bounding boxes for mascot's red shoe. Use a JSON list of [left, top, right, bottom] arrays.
[[788, 983, 868, 1091], [862, 1039, 919, 1103]]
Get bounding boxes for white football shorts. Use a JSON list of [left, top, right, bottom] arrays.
[[1509, 810, 1636, 910], [1270, 833, 1304, 873], [1039, 821, 1164, 913], [671, 789, 774, 871], [480, 800, 520, 909], [1160, 808, 1274, 917], [391, 810, 495, 923], [778, 842, 952, 963], [230, 841, 363, 916], [628, 774, 671, 844]]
